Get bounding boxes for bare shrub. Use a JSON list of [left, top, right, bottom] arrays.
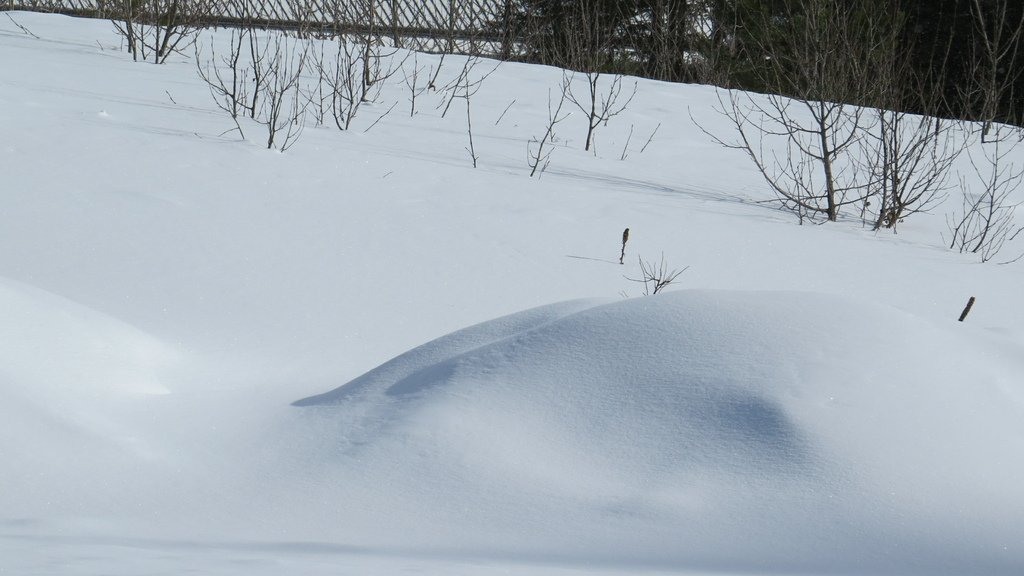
[[861, 112, 962, 231], [945, 0, 1024, 262], [528, 78, 571, 178], [707, 87, 868, 224], [436, 55, 499, 119], [702, 0, 877, 223], [459, 74, 479, 168], [111, 0, 209, 64], [948, 137, 1024, 263], [313, 37, 365, 131], [359, 41, 405, 104], [625, 254, 688, 296], [704, 0, 965, 228], [196, 28, 251, 138], [402, 53, 427, 117], [256, 34, 310, 151], [565, 70, 636, 153], [851, 3, 963, 231]]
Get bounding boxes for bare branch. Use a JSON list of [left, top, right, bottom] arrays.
[[625, 254, 688, 296], [528, 80, 571, 178]]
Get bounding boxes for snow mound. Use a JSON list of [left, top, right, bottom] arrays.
[[296, 290, 1024, 573], [0, 278, 173, 399], [0, 277, 178, 512]]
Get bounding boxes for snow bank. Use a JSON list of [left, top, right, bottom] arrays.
[[0, 278, 173, 398], [296, 290, 1024, 574]]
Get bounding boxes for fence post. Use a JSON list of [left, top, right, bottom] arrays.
[[499, 0, 513, 60], [390, 0, 400, 47], [446, 0, 456, 53]]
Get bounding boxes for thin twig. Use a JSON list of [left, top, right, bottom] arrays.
[[5, 13, 40, 39], [363, 101, 397, 133], [495, 99, 516, 126], [620, 124, 634, 161], [640, 122, 660, 154]]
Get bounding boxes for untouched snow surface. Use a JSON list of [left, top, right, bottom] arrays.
[[2, 11, 1024, 575]]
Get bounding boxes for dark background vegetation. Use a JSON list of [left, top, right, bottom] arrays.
[[500, 0, 1023, 125], [7, 0, 1019, 123]]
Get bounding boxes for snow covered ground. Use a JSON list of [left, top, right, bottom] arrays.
[[1, 12, 1023, 575]]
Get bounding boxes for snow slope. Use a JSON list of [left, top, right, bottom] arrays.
[[2, 11, 1024, 575]]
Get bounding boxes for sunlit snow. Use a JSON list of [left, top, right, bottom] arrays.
[[2, 12, 1023, 576]]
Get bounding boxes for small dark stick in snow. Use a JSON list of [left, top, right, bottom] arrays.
[[958, 296, 976, 322], [620, 228, 630, 265]]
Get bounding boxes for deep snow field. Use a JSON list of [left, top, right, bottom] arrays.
[[2, 12, 1024, 576]]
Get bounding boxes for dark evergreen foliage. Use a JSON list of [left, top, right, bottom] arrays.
[[498, 0, 1024, 124]]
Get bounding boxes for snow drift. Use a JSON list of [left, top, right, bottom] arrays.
[[296, 290, 1024, 574], [0, 277, 179, 520]]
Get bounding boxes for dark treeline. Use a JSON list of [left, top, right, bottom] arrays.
[[498, 0, 1024, 125], [899, 0, 1023, 125]]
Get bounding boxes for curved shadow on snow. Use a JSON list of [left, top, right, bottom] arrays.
[[711, 392, 794, 444], [691, 390, 814, 473], [384, 361, 458, 398], [539, 164, 777, 214], [292, 298, 605, 407]]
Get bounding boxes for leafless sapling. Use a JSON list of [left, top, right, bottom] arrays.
[[402, 53, 427, 117], [941, 0, 1024, 262], [304, 41, 333, 128], [360, 41, 406, 104], [853, 3, 964, 232], [244, 26, 271, 121], [625, 254, 688, 295], [314, 37, 364, 131], [528, 80, 571, 178], [437, 55, 499, 119], [256, 34, 310, 151], [111, 0, 208, 64], [350, 1, 408, 105], [700, 0, 885, 223], [861, 111, 961, 231], [947, 137, 1024, 263], [565, 70, 637, 153], [196, 29, 251, 139], [427, 51, 448, 92], [440, 58, 494, 168], [463, 75, 479, 168]]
